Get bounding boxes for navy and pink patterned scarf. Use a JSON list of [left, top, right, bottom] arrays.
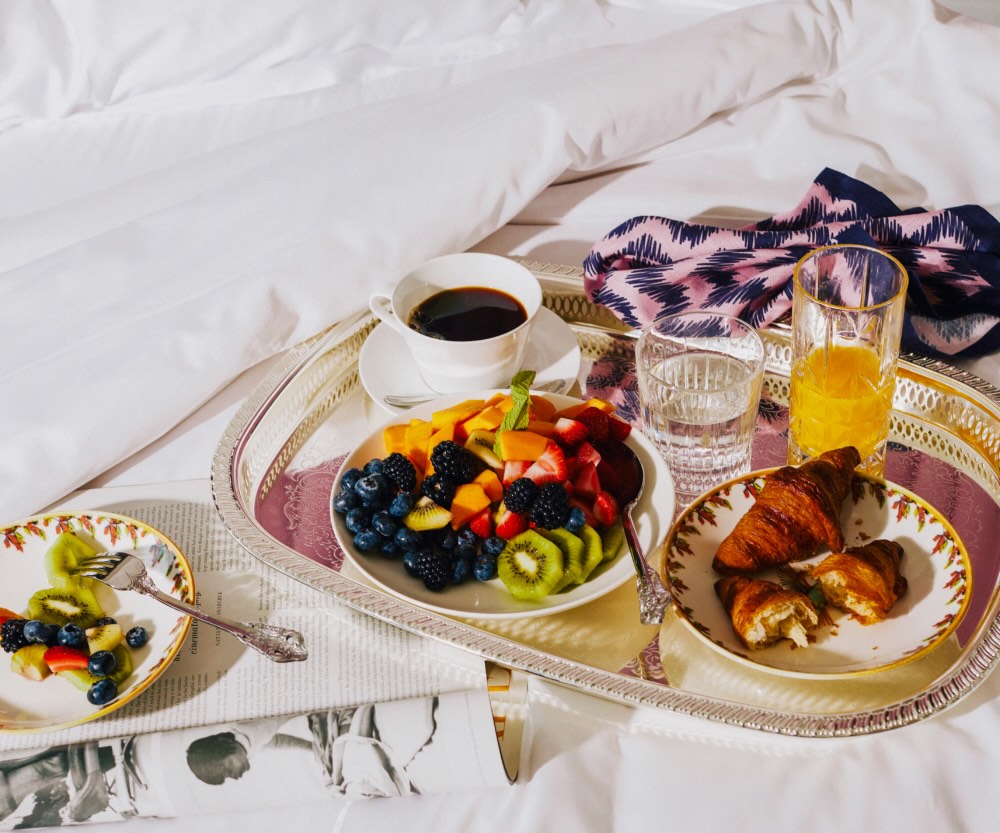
[[583, 168, 1000, 359]]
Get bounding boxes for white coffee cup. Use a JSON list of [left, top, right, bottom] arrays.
[[369, 253, 542, 394]]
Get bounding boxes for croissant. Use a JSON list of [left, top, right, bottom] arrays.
[[810, 539, 907, 625], [712, 446, 861, 575], [714, 575, 818, 650]]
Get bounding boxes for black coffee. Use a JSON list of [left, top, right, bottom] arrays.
[[407, 287, 527, 341]]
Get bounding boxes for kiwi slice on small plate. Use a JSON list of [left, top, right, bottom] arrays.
[[0, 513, 195, 733]]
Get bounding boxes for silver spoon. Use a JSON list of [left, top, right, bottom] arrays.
[[593, 438, 672, 625], [384, 378, 567, 408]]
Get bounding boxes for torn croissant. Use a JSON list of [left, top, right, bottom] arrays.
[[811, 539, 907, 625], [715, 575, 819, 650], [712, 446, 861, 575]]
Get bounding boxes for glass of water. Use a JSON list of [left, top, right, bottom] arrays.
[[635, 311, 765, 505]]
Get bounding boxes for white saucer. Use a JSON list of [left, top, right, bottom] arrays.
[[360, 306, 582, 414]]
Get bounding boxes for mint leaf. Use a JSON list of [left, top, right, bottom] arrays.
[[493, 370, 537, 457]]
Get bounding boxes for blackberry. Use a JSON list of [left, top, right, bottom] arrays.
[[382, 453, 417, 494], [503, 477, 539, 513], [1, 619, 29, 654], [421, 473, 457, 509], [413, 550, 451, 591], [429, 441, 476, 485], [529, 482, 570, 529]]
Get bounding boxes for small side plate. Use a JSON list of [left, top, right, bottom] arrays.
[[0, 512, 194, 733], [360, 307, 582, 415], [664, 472, 972, 678]]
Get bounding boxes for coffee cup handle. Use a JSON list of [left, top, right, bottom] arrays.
[[369, 293, 406, 335]]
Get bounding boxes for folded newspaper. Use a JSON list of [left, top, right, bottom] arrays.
[[0, 494, 525, 828]]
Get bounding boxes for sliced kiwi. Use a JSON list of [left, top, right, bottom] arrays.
[[402, 496, 453, 532], [86, 622, 124, 654], [27, 586, 103, 629], [497, 530, 564, 601], [599, 519, 625, 563], [43, 532, 97, 590], [11, 644, 51, 681], [576, 524, 605, 583], [58, 644, 133, 693], [464, 430, 502, 469], [538, 527, 586, 592]]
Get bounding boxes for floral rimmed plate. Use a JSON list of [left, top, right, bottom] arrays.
[[663, 472, 972, 678], [0, 512, 194, 733], [331, 391, 675, 620]]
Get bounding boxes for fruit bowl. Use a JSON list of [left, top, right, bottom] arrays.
[[330, 390, 676, 620], [0, 512, 194, 733]]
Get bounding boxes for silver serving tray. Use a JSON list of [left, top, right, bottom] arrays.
[[211, 260, 1000, 737]]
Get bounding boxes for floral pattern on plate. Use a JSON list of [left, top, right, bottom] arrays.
[[1, 512, 194, 733], [664, 472, 972, 678]]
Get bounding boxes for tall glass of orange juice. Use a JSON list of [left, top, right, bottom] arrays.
[[788, 244, 908, 476]]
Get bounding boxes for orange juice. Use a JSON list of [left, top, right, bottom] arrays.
[[788, 343, 894, 466]]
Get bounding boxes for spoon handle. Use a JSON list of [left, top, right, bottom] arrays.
[[623, 507, 672, 625]]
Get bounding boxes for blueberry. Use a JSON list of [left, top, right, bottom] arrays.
[[88, 650, 118, 677], [473, 555, 497, 581], [436, 529, 457, 551], [87, 678, 118, 706], [402, 550, 422, 578], [394, 527, 421, 551], [388, 492, 414, 518], [354, 473, 389, 504], [94, 616, 117, 627], [126, 626, 149, 648], [565, 506, 586, 534], [332, 490, 359, 514], [353, 529, 380, 552], [56, 624, 86, 649], [379, 538, 402, 558], [340, 467, 364, 491], [455, 542, 477, 562], [483, 536, 505, 557], [23, 619, 57, 645], [457, 527, 479, 548], [371, 511, 397, 538], [345, 507, 371, 534], [451, 557, 471, 585], [363, 458, 384, 475]]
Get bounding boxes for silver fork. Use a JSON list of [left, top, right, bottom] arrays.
[[76, 553, 308, 663]]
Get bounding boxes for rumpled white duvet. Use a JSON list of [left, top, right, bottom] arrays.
[[2, 0, 999, 519]]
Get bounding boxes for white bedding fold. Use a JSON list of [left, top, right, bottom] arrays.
[[0, 0, 991, 518]]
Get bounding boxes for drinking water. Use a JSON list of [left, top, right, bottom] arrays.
[[639, 352, 761, 500]]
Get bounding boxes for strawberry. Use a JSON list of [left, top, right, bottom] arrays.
[[43, 645, 89, 673], [575, 407, 609, 441], [468, 508, 493, 539], [571, 462, 601, 501], [606, 414, 632, 441], [502, 460, 531, 487], [553, 417, 589, 447], [596, 458, 622, 495], [494, 506, 529, 540], [592, 490, 620, 527], [522, 441, 568, 485], [575, 441, 602, 468]]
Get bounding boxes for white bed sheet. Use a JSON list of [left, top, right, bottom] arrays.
[[4, 1, 1000, 831]]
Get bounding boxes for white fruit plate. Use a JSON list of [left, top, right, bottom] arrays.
[[0, 512, 194, 733], [664, 471, 973, 678], [331, 392, 675, 620]]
